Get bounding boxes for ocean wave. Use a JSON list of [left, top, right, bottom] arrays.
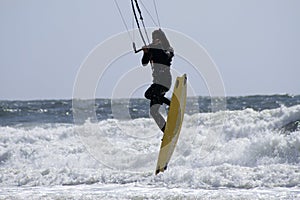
[[1, 95, 300, 126], [0, 105, 300, 188]]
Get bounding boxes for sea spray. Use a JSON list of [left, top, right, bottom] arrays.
[[1, 104, 300, 188]]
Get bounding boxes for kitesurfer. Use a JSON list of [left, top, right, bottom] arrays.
[[142, 29, 174, 132]]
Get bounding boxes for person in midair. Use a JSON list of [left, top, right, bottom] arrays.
[[141, 29, 174, 132]]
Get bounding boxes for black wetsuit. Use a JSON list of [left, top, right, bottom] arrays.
[[142, 42, 174, 131]]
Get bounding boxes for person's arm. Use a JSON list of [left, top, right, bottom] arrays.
[[142, 46, 150, 66], [165, 47, 174, 59]]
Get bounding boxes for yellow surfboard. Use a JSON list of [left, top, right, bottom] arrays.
[[155, 74, 187, 175]]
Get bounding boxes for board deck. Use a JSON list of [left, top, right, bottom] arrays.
[[155, 74, 187, 175]]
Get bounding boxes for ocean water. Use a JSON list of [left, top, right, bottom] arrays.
[[1, 95, 300, 199]]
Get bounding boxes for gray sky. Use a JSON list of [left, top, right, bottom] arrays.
[[1, 0, 299, 100]]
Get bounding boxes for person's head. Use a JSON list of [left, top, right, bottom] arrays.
[[152, 29, 171, 50]]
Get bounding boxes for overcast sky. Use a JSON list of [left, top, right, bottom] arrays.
[[1, 0, 299, 100]]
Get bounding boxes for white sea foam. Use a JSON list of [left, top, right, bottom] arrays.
[[1, 105, 300, 198]]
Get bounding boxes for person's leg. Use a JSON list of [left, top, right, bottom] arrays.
[[144, 84, 155, 100], [145, 84, 168, 132], [150, 101, 166, 132], [157, 85, 170, 106], [161, 96, 170, 106]]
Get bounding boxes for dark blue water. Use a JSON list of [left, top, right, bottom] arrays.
[[1, 95, 300, 126]]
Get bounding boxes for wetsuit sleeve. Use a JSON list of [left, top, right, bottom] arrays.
[[142, 51, 150, 66], [166, 47, 174, 59]]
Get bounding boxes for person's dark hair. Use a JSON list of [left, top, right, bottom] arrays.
[[152, 29, 171, 50]]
